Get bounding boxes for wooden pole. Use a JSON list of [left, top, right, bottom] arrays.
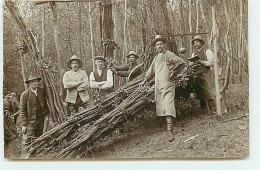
[[212, 1, 222, 117]]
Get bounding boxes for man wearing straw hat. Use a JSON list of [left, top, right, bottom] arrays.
[[20, 73, 50, 157], [110, 50, 144, 82], [63, 55, 91, 116], [141, 35, 186, 142], [190, 35, 215, 112], [89, 56, 114, 100]]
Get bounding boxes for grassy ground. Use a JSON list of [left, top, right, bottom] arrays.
[[4, 80, 249, 159]]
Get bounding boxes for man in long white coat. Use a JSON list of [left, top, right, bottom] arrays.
[[142, 35, 185, 142]]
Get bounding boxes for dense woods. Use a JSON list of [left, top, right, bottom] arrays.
[[3, 0, 248, 121]]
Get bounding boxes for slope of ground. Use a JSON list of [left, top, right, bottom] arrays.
[[4, 82, 249, 159]]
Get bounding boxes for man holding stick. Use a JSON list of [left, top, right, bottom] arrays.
[[141, 35, 186, 142]]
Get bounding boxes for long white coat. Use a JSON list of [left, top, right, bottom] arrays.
[[145, 50, 185, 117]]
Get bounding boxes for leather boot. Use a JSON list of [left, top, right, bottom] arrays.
[[166, 116, 175, 142]]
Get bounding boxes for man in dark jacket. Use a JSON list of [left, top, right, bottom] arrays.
[[20, 74, 49, 157], [110, 50, 144, 82]]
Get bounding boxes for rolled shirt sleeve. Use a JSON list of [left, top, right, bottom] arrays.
[[202, 49, 214, 67], [89, 72, 99, 89], [101, 69, 113, 90]]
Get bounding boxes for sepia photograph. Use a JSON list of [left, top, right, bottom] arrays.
[[3, 0, 248, 159]]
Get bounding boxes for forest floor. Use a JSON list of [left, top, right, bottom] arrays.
[[4, 81, 249, 159]]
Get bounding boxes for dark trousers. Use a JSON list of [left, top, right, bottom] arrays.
[[199, 98, 216, 111], [66, 94, 92, 115], [21, 117, 44, 157]]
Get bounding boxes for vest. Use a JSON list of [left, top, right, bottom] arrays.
[[93, 68, 108, 82], [194, 47, 207, 60], [92, 68, 113, 102]]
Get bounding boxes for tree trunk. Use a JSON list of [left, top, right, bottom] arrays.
[[100, 1, 114, 59], [88, 2, 95, 70], [188, 0, 193, 53], [50, 2, 65, 75], [50, 2, 66, 105], [123, 0, 128, 63], [159, 0, 178, 55], [42, 4, 45, 59], [212, 1, 222, 117], [238, 0, 243, 83], [179, 0, 185, 47], [140, 0, 147, 53], [78, 2, 82, 59], [196, 0, 199, 33]]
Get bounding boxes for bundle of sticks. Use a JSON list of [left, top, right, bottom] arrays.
[[4, 111, 18, 143], [24, 74, 149, 158], [25, 66, 195, 158]]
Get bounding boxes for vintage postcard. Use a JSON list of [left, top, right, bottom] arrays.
[[3, 0, 248, 159]]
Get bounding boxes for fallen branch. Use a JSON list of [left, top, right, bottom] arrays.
[[220, 114, 249, 123], [184, 134, 202, 143]]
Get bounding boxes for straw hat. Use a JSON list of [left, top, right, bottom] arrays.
[[67, 55, 83, 69], [126, 50, 139, 59], [151, 35, 167, 46], [191, 35, 205, 45]]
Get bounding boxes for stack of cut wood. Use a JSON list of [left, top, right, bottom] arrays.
[[24, 74, 150, 158], [25, 65, 196, 158]]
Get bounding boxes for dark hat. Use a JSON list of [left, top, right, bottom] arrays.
[[25, 74, 41, 84], [67, 55, 83, 69], [151, 35, 167, 46], [95, 56, 107, 63], [126, 50, 139, 59], [191, 35, 205, 45]]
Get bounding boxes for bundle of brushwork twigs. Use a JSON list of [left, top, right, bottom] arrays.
[[25, 67, 194, 159], [24, 74, 147, 158]]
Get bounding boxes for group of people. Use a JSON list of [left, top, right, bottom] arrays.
[[19, 34, 215, 157]]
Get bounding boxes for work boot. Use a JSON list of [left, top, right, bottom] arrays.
[[166, 116, 175, 142]]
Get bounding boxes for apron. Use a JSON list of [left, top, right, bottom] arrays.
[[154, 54, 176, 117]]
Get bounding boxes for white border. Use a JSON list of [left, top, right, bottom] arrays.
[[1, 0, 260, 170]]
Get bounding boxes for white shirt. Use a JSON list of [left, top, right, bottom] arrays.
[[89, 69, 113, 90], [191, 47, 214, 67], [31, 88, 38, 96]]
